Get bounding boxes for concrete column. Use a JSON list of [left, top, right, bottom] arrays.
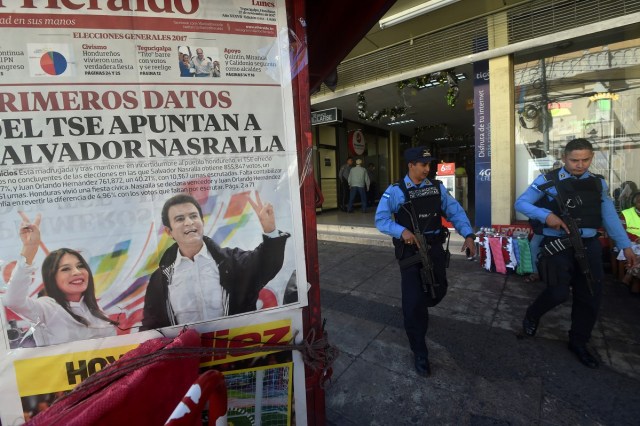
[[488, 56, 515, 225], [487, 12, 515, 225]]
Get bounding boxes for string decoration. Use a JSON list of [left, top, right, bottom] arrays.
[[356, 91, 408, 122], [398, 69, 461, 107]]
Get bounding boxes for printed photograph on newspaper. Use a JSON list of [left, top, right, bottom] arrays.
[[0, 0, 308, 353]]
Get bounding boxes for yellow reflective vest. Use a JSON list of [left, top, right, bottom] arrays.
[[621, 207, 640, 239]]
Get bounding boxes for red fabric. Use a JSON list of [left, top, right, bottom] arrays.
[[29, 329, 201, 426], [306, 0, 397, 93]]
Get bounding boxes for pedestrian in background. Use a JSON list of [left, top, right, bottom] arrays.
[[620, 191, 640, 241], [338, 157, 353, 211], [374, 146, 476, 377], [619, 191, 640, 293], [515, 138, 636, 368], [347, 159, 370, 213]]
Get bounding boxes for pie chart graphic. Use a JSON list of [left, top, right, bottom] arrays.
[[40, 51, 68, 75]]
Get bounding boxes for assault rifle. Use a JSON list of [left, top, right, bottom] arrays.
[[398, 202, 439, 299], [537, 180, 595, 295]]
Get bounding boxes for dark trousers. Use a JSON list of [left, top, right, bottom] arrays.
[[339, 178, 349, 210], [399, 243, 447, 356], [347, 186, 367, 212], [527, 237, 604, 346]]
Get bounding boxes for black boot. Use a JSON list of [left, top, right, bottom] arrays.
[[522, 315, 539, 337], [568, 343, 599, 369], [414, 354, 432, 377]]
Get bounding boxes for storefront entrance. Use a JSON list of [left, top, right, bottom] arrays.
[[317, 147, 338, 210]]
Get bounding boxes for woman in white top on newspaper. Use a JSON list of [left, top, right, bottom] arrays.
[[3, 212, 118, 347]]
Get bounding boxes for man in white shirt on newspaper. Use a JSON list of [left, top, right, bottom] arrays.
[[141, 193, 289, 330], [192, 48, 213, 77]]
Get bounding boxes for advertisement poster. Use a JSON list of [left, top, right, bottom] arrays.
[[0, 1, 308, 423], [473, 59, 491, 227]]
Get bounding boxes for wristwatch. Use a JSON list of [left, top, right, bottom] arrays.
[[465, 233, 476, 240]]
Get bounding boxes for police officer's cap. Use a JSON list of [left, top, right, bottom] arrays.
[[404, 146, 433, 164]]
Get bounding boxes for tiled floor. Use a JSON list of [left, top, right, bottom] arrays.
[[316, 208, 377, 228]]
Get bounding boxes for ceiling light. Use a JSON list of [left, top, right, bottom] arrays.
[[387, 119, 415, 126], [379, 0, 461, 29], [416, 72, 467, 89]]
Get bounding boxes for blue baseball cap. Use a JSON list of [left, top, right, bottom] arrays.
[[404, 146, 433, 164]]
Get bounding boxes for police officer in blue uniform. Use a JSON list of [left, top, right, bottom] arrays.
[[515, 138, 636, 368], [375, 147, 476, 377]]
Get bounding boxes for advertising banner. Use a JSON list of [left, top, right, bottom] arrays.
[[0, 1, 309, 423], [473, 59, 491, 227]]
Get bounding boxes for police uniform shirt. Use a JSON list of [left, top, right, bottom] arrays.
[[514, 167, 632, 250], [375, 175, 473, 239]]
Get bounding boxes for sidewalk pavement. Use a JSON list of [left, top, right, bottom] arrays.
[[317, 238, 640, 425]]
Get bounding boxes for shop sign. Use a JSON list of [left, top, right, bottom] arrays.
[[311, 108, 342, 125], [437, 162, 455, 175], [589, 92, 619, 102], [491, 224, 534, 236], [348, 130, 366, 156]]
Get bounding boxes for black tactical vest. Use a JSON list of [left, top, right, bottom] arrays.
[[394, 179, 442, 234], [539, 169, 603, 229]]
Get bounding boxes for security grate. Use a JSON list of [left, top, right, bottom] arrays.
[[312, 0, 640, 97], [508, 0, 640, 44], [324, 18, 489, 92]]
